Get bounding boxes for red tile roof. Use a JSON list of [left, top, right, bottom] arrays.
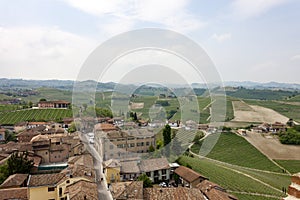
[[0, 174, 28, 189], [65, 180, 97, 200], [0, 187, 28, 200], [174, 166, 206, 183], [28, 173, 65, 187], [144, 187, 205, 200]]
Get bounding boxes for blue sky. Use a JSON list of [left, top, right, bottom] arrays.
[[0, 0, 299, 83]]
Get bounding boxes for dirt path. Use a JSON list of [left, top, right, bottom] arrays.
[[243, 131, 300, 160], [231, 100, 289, 123]]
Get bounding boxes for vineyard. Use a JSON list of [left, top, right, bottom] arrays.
[[0, 109, 73, 125]]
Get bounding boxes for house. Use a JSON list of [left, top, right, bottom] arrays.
[[27, 173, 66, 200], [14, 122, 28, 133], [118, 158, 171, 183], [64, 179, 97, 200], [120, 160, 142, 181], [271, 122, 286, 133], [0, 174, 28, 189], [174, 166, 207, 188], [196, 180, 238, 200], [110, 181, 143, 200], [143, 187, 205, 200], [95, 123, 119, 132], [17, 129, 40, 143], [284, 173, 300, 199], [101, 129, 156, 160], [103, 159, 121, 184], [28, 154, 96, 200], [30, 134, 70, 164], [38, 100, 70, 109], [140, 158, 170, 183]]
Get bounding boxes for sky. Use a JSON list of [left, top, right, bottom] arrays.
[[0, 0, 300, 83]]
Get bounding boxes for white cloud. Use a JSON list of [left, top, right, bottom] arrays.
[[231, 0, 290, 19], [211, 33, 231, 42], [291, 54, 300, 61], [62, 0, 204, 34], [0, 26, 96, 79]]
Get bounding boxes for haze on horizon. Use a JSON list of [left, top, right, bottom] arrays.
[[0, 0, 300, 84]]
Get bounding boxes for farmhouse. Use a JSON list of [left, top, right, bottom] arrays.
[[174, 166, 208, 188], [38, 100, 70, 108], [284, 173, 300, 199]]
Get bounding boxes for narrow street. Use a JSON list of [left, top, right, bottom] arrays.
[[80, 133, 113, 200]]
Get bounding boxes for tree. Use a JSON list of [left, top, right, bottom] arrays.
[[5, 130, 16, 143], [149, 145, 155, 152], [163, 124, 171, 157], [163, 125, 171, 146], [137, 174, 152, 188], [28, 101, 33, 108], [7, 151, 34, 175], [133, 112, 138, 121], [82, 103, 88, 111], [68, 122, 77, 133], [39, 98, 47, 102]]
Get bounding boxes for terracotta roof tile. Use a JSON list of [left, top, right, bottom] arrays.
[[28, 173, 65, 187], [0, 187, 28, 200], [111, 181, 143, 200], [144, 187, 205, 200], [174, 166, 206, 183], [0, 174, 28, 188], [196, 180, 238, 200], [140, 158, 170, 172], [65, 180, 97, 200]]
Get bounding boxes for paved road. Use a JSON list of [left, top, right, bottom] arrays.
[[80, 133, 113, 200]]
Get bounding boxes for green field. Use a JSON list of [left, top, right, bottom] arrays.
[[191, 132, 283, 172], [177, 155, 286, 198], [233, 193, 281, 200], [0, 104, 23, 113], [22, 88, 72, 103], [274, 160, 300, 174], [244, 99, 300, 122], [0, 109, 72, 125]]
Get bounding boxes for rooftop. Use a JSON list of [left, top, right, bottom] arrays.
[[111, 181, 143, 200], [0, 187, 28, 200], [140, 158, 170, 172], [28, 173, 65, 187], [0, 174, 28, 189], [174, 166, 206, 183], [65, 180, 97, 200], [144, 187, 205, 200]]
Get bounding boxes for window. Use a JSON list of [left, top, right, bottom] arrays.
[[48, 187, 55, 192], [129, 143, 135, 147], [146, 142, 150, 146], [162, 169, 167, 175], [66, 180, 70, 184], [141, 142, 144, 146], [59, 187, 62, 196]]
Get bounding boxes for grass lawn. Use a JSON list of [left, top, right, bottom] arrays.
[[177, 155, 285, 197], [274, 160, 300, 174], [191, 132, 283, 172]]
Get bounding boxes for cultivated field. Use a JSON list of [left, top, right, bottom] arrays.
[[191, 132, 283, 172], [0, 109, 72, 125], [178, 155, 288, 198], [231, 100, 289, 123], [243, 131, 300, 160]]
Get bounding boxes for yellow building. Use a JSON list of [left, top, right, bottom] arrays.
[[103, 159, 121, 185]]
